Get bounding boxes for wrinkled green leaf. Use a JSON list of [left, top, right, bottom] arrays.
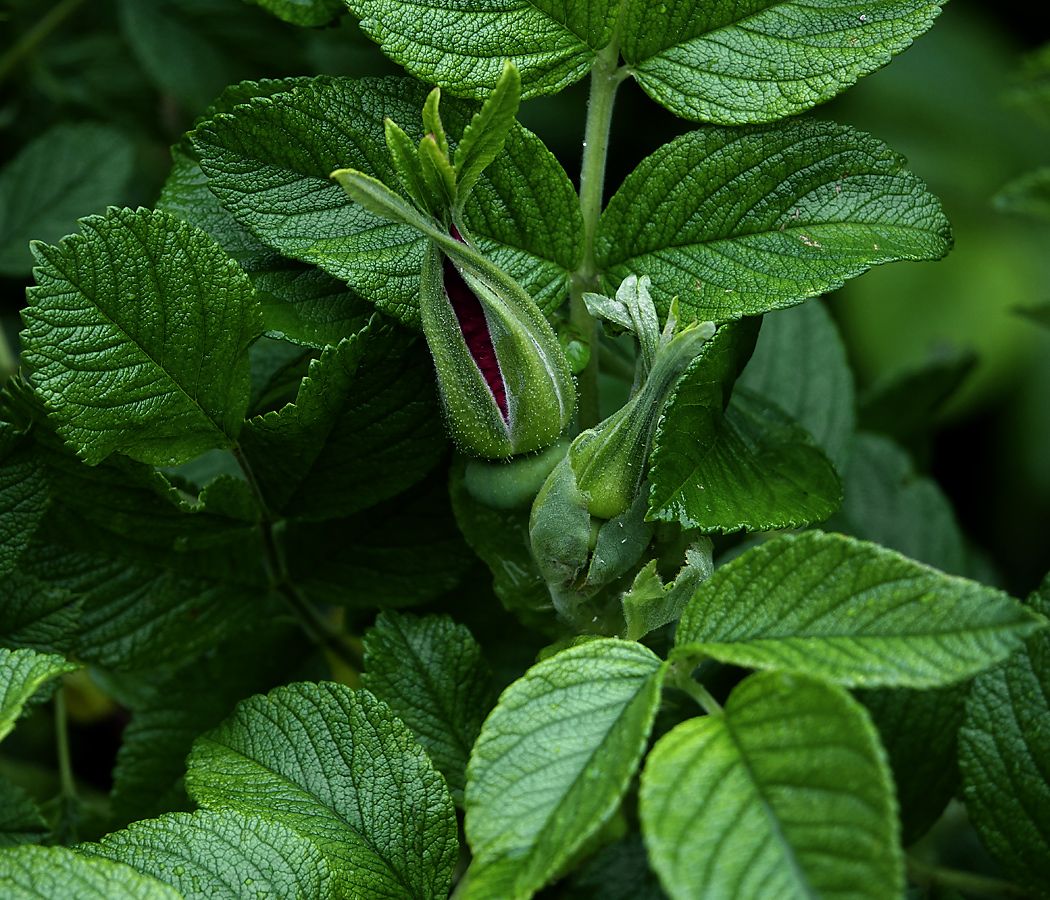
[[621, 537, 714, 641], [0, 845, 182, 900], [0, 647, 79, 743], [239, 319, 445, 520], [22, 207, 263, 467], [0, 778, 49, 847], [0, 123, 133, 276], [0, 571, 81, 656], [959, 578, 1050, 898], [737, 298, 855, 466], [674, 530, 1044, 687], [362, 612, 497, 805], [84, 808, 336, 900], [640, 671, 902, 900], [621, 0, 944, 124], [191, 76, 582, 326], [0, 423, 50, 577], [649, 386, 843, 532], [462, 639, 666, 900], [596, 120, 952, 323], [186, 682, 458, 900], [344, 0, 617, 99]]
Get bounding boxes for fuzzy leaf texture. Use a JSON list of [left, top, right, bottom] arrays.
[[461, 639, 666, 900], [0, 647, 79, 743], [21, 207, 263, 466], [673, 530, 1045, 687], [0, 845, 181, 900], [190, 76, 582, 326], [959, 576, 1050, 898], [596, 119, 952, 323], [640, 671, 902, 900], [362, 612, 497, 806], [185, 681, 458, 900]]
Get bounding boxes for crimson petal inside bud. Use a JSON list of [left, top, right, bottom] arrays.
[[441, 255, 509, 423]]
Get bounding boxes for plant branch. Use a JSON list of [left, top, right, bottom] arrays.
[[907, 855, 1037, 900], [0, 0, 89, 87]]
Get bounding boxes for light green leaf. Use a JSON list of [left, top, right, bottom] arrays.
[[462, 639, 666, 900], [621, 537, 714, 641], [22, 207, 263, 467], [0, 423, 50, 577], [344, 0, 618, 99], [596, 120, 952, 323], [244, 0, 343, 27], [239, 320, 445, 520], [362, 612, 497, 805], [0, 647, 79, 743], [0, 778, 49, 847], [640, 671, 902, 900], [674, 530, 1044, 688], [0, 571, 81, 656], [84, 808, 335, 900], [186, 682, 458, 900], [191, 76, 582, 326], [621, 0, 944, 124], [0, 846, 180, 900], [737, 298, 855, 467], [959, 577, 1050, 897], [0, 123, 133, 276], [648, 386, 843, 532]]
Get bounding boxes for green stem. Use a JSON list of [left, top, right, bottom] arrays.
[[0, 322, 21, 385], [54, 685, 75, 800], [0, 0, 89, 87], [906, 856, 1036, 900], [670, 661, 723, 716], [570, 15, 629, 430]]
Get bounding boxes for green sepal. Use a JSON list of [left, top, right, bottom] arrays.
[[384, 117, 440, 216], [419, 133, 459, 210], [422, 87, 449, 160]]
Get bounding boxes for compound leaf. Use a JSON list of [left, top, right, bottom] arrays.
[[462, 639, 666, 900], [674, 530, 1045, 688], [0, 845, 180, 900], [22, 207, 262, 467], [596, 120, 952, 324], [640, 671, 901, 900], [186, 682, 458, 900]]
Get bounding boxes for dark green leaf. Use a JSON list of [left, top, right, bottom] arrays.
[[462, 639, 666, 900], [22, 207, 263, 467], [0, 124, 133, 276], [344, 0, 617, 99], [649, 386, 843, 532], [621, 0, 944, 124], [994, 166, 1050, 219], [244, 0, 343, 27], [84, 808, 336, 900], [596, 120, 952, 323], [191, 76, 582, 326], [362, 612, 497, 805], [674, 530, 1044, 688], [0, 423, 50, 577], [0, 571, 81, 656], [1016, 302, 1050, 331], [959, 578, 1050, 898], [0, 778, 49, 847], [737, 298, 855, 467], [186, 682, 458, 900], [239, 319, 446, 520], [570, 833, 668, 900], [0, 647, 79, 742], [0, 845, 181, 900], [640, 671, 902, 900]]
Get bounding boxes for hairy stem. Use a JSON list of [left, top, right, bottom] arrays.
[[0, 0, 89, 87], [570, 17, 629, 430], [906, 856, 1036, 900]]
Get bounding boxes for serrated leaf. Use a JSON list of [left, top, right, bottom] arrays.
[[621, 0, 944, 124], [737, 298, 855, 466], [362, 612, 497, 805], [621, 537, 714, 641], [345, 0, 618, 100], [191, 76, 582, 326], [0, 423, 50, 577], [648, 386, 843, 532], [0, 844, 181, 900], [959, 578, 1050, 898], [596, 120, 952, 323], [239, 318, 446, 520], [245, 0, 343, 27], [673, 530, 1044, 688], [22, 207, 263, 467], [0, 647, 79, 743], [0, 778, 49, 847], [639, 671, 902, 900], [0, 123, 133, 276], [0, 571, 81, 655], [110, 619, 313, 825], [186, 682, 458, 900], [461, 639, 666, 900], [84, 808, 336, 900]]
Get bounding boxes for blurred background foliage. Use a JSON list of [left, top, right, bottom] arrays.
[[0, 0, 1047, 598]]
